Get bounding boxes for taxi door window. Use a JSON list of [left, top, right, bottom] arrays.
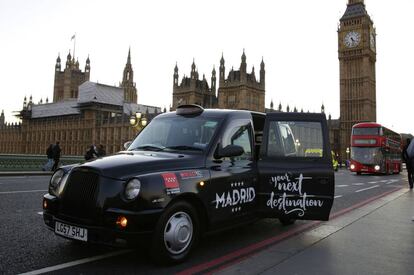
[[267, 121, 324, 158], [222, 123, 252, 161]]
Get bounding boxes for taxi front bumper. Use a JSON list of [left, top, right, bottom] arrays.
[[43, 194, 164, 246]]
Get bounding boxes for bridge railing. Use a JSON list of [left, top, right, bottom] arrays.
[[0, 154, 84, 171]]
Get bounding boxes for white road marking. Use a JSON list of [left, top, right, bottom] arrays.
[[0, 190, 47, 195], [368, 181, 377, 184], [336, 185, 348, 187], [355, 185, 379, 193], [0, 181, 37, 185], [386, 179, 399, 185], [37, 212, 43, 215], [19, 249, 133, 275], [352, 183, 364, 186], [380, 180, 388, 183], [334, 195, 343, 199]]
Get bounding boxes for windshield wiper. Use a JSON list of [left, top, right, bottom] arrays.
[[130, 144, 166, 151], [165, 145, 204, 151]]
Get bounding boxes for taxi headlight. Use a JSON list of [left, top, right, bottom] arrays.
[[57, 173, 69, 196], [375, 165, 380, 171], [350, 164, 355, 170], [49, 169, 64, 196], [125, 179, 141, 200]]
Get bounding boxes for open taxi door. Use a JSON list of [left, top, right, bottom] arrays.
[[257, 113, 334, 221]]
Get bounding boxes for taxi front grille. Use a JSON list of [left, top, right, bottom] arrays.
[[60, 170, 100, 222]]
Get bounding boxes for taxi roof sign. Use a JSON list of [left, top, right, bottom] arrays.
[[176, 104, 204, 115]]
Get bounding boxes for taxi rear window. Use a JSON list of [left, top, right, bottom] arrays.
[[266, 121, 324, 158]]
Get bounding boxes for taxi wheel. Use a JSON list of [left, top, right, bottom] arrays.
[[150, 201, 199, 265], [279, 217, 296, 226]]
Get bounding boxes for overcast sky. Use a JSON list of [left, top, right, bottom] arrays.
[[0, 0, 413, 134]]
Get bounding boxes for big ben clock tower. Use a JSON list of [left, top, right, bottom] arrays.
[[338, 0, 376, 159]]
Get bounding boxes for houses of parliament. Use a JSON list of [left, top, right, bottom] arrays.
[[1, 0, 376, 160], [0, 50, 161, 155]]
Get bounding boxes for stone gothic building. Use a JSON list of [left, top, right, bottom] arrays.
[[218, 51, 265, 112], [172, 51, 265, 112], [337, 0, 377, 159], [53, 52, 90, 102], [172, 60, 217, 110], [0, 49, 160, 156]]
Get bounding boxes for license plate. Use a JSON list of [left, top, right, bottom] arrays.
[[55, 221, 88, 241]]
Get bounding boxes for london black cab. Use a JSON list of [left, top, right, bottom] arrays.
[[43, 105, 335, 264]]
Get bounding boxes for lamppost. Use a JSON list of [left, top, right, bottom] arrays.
[[129, 112, 147, 132]]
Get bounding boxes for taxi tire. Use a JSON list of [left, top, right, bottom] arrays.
[[150, 201, 199, 265], [279, 217, 296, 226]]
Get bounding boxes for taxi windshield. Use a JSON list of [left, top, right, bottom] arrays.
[[129, 116, 221, 152]]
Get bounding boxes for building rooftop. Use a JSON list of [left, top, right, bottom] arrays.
[[31, 99, 80, 118], [30, 81, 161, 119], [340, 3, 368, 21], [78, 81, 124, 106]]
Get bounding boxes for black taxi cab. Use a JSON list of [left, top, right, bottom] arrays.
[[43, 105, 335, 264]]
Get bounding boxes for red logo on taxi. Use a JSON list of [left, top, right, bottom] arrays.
[[162, 173, 179, 188]]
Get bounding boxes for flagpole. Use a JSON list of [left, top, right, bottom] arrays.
[[73, 33, 76, 60]]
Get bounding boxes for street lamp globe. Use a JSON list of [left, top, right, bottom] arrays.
[[129, 116, 137, 126], [141, 117, 148, 127]]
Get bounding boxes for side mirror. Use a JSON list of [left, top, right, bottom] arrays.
[[124, 141, 132, 150], [217, 144, 244, 158]]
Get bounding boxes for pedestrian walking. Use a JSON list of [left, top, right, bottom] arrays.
[[84, 145, 97, 161], [96, 144, 106, 157], [402, 138, 414, 189], [51, 141, 61, 171], [43, 144, 54, 171]]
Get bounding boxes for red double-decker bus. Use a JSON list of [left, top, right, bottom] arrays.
[[350, 122, 402, 175]]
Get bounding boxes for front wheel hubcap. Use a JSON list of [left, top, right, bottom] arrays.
[[164, 211, 193, 255]]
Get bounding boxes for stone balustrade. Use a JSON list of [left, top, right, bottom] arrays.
[[0, 154, 84, 171]]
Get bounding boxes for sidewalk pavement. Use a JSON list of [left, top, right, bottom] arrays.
[[217, 188, 414, 275], [0, 171, 53, 176]]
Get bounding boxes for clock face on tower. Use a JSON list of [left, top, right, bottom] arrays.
[[344, 31, 361, 48]]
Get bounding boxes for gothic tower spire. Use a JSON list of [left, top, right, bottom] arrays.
[[173, 62, 179, 87], [84, 55, 90, 80], [240, 49, 247, 82], [219, 53, 225, 86], [191, 58, 196, 80], [121, 48, 137, 103], [0, 109, 4, 126], [260, 57, 265, 88], [55, 54, 61, 71], [211, 66, 216, 95]]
